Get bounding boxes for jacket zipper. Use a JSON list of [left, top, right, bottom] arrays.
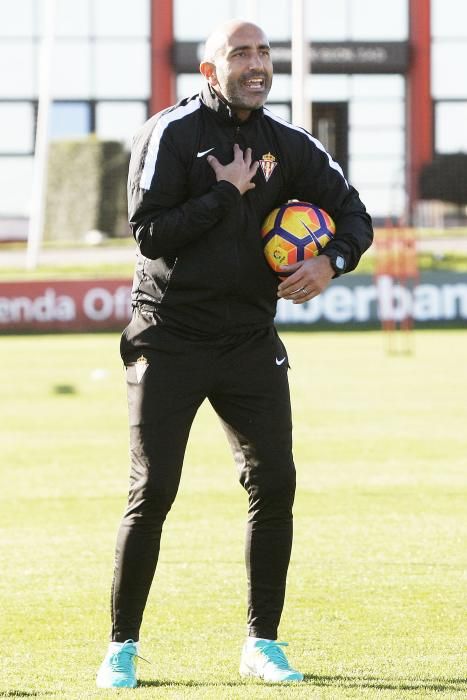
[[233, 124, 242, 284]]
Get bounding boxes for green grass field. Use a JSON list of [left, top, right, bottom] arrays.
[[0, 329, 466, 699]]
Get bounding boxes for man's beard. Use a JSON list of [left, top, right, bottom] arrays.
[[223, 74, 272, 111]]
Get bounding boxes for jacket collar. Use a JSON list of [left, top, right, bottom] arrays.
[[200, 83, 263, 126]]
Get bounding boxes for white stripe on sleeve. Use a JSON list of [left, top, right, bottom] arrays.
[[140, 99, 200, 190]]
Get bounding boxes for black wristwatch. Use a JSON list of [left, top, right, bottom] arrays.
[[323, 250, 347, 277]]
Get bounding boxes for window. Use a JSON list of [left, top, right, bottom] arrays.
[[94, 41, 150, 98], [0, 157, 34, 216], [304, 0, 348, 40], [432, 41, 467, 99], [350, 129, 404, 158], [432, 0, 467, 39], [255, 0, 291, 41], [435, 101, 467, 153], [0, 103, 35, 153], [308, 76, 351, 102], [350, 75, 405, 99], [268, 75, 292, 102], [350, 101, 404, 128], [50, 102, 91, 140], [96, 101, 148, 145], [355, 185, 405, 219], [175, 0, 233, 40], [51, 41, 92, 99], [93, 0, 150, 38], [0, 42, 36, 97], [55, 0, 91, 37], [350, 156, 404, 187], [267, 103, 291, 122], [347, 77, 406, 219], [0, 0, 34, 37], [349, 0, 408, 40]]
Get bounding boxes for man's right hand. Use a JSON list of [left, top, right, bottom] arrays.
[[207, 143, 259, 195]]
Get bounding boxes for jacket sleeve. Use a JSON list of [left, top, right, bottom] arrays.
[[127, 119, 241, 260], [290, 133, 374, 272]]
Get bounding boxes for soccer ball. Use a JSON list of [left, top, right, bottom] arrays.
[[261, 201, 335, 274]]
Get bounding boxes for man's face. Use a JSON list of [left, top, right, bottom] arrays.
[[211, 25, 273, 118]]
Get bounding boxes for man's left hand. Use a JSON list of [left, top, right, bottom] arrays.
[[277, 255, 334, 304]]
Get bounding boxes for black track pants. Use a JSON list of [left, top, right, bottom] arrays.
[[111, 326, 296, 642]]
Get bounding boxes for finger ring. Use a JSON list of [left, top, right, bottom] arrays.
[[302, 287, 308, 295]]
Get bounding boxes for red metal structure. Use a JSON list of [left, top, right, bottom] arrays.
[[150, 0, 176, 115], [407, 0, 433, 220]]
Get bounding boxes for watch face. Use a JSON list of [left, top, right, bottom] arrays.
[[335, 255, 345, 271]]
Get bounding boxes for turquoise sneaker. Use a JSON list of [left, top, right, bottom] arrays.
[[240, 640, 304, 682], [96, 639, 139, 688]]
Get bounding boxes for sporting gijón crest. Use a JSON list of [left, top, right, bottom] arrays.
[[259, 152, 278, 182]]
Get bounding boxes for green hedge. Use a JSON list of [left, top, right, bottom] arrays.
[[45, 137, 129, 241]]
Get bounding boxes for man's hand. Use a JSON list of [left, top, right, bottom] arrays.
[[277, 255, 334, 304], [207, 143, 259, 195]]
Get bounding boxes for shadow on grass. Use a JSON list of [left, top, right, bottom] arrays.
[[0, 693, 52, 698], [139, 675, 467, 692], [139, 680, 244, 688], [304, 674, 467, 693]]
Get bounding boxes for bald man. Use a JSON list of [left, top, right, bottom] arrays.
[[97, 19, 373, 688]]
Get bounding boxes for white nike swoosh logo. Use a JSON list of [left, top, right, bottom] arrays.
[[197, 147, 215, 158], [276, 357, 287, 366]]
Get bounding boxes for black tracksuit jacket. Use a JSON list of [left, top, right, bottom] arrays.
[[125, 83, 373, 346]]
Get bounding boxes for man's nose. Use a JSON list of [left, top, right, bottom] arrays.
[[249, 51, 264, 69]]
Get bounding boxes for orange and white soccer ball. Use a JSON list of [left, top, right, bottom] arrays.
[[261, 201, 335, 274]]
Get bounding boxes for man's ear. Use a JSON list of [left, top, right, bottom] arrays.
[[200, 61, 218, 86]]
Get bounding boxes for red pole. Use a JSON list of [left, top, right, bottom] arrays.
[[150, 0, 175, 116], [407, 0, 433, 222]]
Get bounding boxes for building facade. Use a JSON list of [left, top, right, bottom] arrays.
[[0, 0, 466, 235]]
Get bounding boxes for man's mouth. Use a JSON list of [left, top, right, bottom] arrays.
[[243, 77, 265, 91]]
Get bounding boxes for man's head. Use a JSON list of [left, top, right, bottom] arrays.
[[200, 19, 273, 121]]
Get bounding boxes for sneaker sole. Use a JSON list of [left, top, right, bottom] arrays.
[[240, 665, 303, 683], [96, 681, 137, 689], [96, 676, 137, 689]]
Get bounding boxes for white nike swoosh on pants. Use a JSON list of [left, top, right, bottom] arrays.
[[275, 357, 287, 366]]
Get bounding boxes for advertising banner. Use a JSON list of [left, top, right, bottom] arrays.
[[277, 272, 467, 326], [0, 279, 132, 332], [0, 273, 466, 333]]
